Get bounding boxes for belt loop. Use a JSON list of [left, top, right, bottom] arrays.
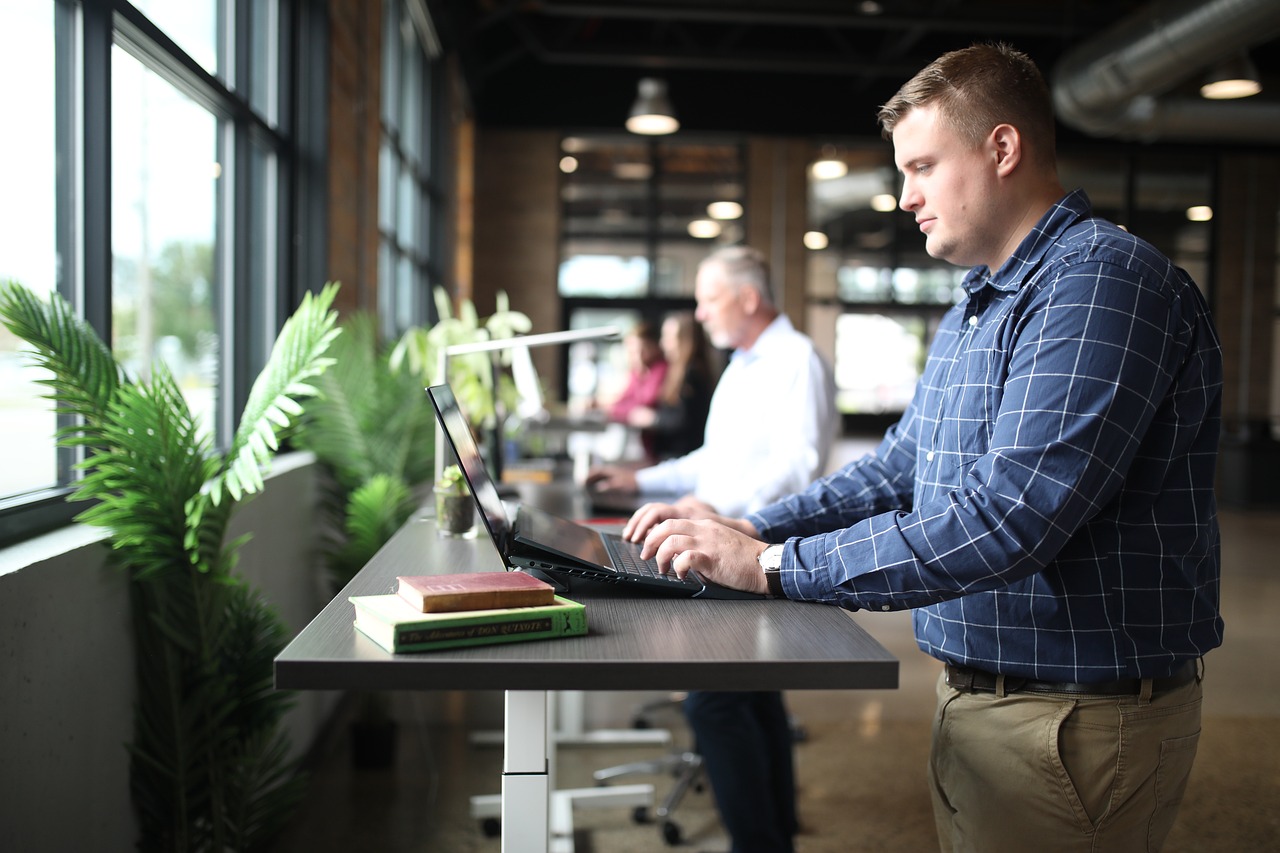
[[1139, 677, 1154, 705], [995, 674, 1007, 698]]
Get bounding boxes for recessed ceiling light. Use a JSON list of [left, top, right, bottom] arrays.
[[707, 201, 744, 220], [870, 193, 897, 212], [559, 156, 579, 174], [687, 219, 722, 239], [811, 159, 848, 180], [804, 231, 829, 250], [1186, 205, 1213, 222]]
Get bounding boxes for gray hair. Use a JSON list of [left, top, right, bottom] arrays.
[[699, 246, 775, 306]]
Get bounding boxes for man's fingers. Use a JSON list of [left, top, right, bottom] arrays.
[[630, 504, 678, 545], [623, 504, 656, 541], [670, 548, 697, 579], [654, 533, 695, 577]]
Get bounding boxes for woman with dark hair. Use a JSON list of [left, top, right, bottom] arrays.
[[635, 311, 713, 460]]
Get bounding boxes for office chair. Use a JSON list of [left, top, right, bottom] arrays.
[[593, 692, 810, 846], [592, 692, 705, 846]]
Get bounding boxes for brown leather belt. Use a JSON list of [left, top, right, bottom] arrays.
[[944, 660, 1197, 697]]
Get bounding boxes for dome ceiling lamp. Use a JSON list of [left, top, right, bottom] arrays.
[[626, 78, 680, 135], [1199, 51, 1262, 100]]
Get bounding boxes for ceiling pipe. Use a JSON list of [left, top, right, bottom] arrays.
[[1051, 0, 1280, 142]]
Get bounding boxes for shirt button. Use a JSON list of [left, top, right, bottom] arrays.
[[881, 605, 891, 611], [968, 315, 979, 328], [926, 451, 935, 462]]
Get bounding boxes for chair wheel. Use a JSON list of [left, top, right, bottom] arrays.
[[632, 805, 651, 824], [480, 817, 501, 837], [661, 819, 683, 845]]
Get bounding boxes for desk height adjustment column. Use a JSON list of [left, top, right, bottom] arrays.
[[502, 690, 550, 853]]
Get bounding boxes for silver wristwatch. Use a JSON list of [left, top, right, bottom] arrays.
[[758, 544, 785, 597]]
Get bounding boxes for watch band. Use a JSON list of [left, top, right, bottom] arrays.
[[765, 567, 784, 598]]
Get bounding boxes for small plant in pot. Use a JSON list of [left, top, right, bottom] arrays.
[[434, 463, 474, 536]]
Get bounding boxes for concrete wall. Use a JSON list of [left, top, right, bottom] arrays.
[[0, 453, 339, 850]]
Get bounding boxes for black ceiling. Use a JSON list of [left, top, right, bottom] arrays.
[[426, 0, 1280, 142]]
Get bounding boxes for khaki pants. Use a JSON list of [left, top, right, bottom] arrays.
[[928, 667, 1203, 852]]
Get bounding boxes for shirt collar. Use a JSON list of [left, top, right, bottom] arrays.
[[962, 188, 1093, 296], [733, 313, 795, 363]]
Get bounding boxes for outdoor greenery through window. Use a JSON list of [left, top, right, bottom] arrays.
[[0, 0, 311, 545], [0, 2, 59, 500], [111, 46, 220, 438]]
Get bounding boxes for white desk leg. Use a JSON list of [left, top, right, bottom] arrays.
[[470, 690, 673, 748], [501, 690, 549, 853], [473, 691, 655, 853]]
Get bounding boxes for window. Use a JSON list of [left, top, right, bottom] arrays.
[[557, 134, 745, 405], [805, 143, 1221, 423], [379, 0, 444, 337], [0, 0, 318, 545], [111, 47, 220, 434], [0, 2, 60, 502]]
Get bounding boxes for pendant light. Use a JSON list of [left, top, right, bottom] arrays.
[[626, 78, 679, 135]]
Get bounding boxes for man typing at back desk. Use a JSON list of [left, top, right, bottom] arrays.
[[589, 245, 837, 853]]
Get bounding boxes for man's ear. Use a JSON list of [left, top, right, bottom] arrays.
[[739, 285, 761, 315], [990, 123, 1022, 177]]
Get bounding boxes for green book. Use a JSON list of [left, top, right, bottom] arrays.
[[351, 593, 587, 653]]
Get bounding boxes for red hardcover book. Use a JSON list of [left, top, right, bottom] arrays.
[[396, 571, 556, 613]]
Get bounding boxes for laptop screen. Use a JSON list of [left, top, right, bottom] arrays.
[[427, 384, 513, 553]]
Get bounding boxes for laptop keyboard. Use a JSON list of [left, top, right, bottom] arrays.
[[602, 534, 696, 586]]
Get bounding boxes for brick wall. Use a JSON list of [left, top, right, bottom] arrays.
[[326, 0, 382, 316]]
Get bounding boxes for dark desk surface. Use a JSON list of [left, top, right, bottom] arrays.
[[275, 509, 898, 694]]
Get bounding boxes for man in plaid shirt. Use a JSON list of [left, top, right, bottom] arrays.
[[627, 43, 1222, 852]]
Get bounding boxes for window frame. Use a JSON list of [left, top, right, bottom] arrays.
[[0, 0, 324, 547]]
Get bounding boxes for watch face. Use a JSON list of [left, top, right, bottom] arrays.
[[760, 544, 784, 571]]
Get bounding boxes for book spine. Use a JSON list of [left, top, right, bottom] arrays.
[[392, 608, 586, 652]]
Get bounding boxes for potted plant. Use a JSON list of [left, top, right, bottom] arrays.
[[434, 463, 474, 536], [391, 287, 535, 476], [0, 279, 342, 853]]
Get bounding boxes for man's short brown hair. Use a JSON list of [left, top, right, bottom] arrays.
[[877, 43, 1057, 167]]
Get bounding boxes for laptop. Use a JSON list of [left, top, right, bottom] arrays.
[[428, 383, 762, 600]]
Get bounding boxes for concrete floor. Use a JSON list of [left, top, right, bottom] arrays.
[[272, 475, 1280, 852]]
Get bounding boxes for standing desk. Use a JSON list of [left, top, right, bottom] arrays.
[[275, 507, 898, 853]]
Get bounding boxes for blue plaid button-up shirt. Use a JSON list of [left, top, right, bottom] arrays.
[[749, 190, 1224, 682]]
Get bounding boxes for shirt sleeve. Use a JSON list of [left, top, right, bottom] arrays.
[[774, 259, 1190, 610], [635, 446, 704, 495]]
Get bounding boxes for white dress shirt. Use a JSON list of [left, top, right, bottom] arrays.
[[635, 314, 836, 516]]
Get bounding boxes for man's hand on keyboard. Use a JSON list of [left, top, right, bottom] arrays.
[[639, 517, 770, 595], [624, 495, 739, 542], [585, 464, 638, 493]]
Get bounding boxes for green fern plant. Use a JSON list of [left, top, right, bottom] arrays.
[[0, 279, 342, 853], [293, 313, 434, 588]]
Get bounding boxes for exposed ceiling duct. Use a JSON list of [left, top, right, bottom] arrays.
[[1052, 0, 1280, 142]]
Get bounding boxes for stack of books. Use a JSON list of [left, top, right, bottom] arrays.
[[350, 571, 587, 654]]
